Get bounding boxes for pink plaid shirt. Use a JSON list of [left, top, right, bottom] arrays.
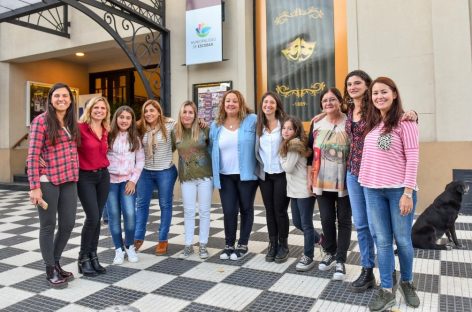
[[27, 113, 79, 190]]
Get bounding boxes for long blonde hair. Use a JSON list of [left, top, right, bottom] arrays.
[[175, 101, 200, 143], [79, 96, 111, 130], [215, 90, 253, 125], [137, 99, 170, 141]]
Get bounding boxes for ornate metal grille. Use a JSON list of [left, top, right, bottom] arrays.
[[0, 0, 170, 114]]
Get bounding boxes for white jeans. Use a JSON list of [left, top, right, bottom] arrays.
[[181, 178, 213, 245]]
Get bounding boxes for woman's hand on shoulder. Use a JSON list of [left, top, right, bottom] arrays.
[[401, 110, 418, 122], [198, 118, 209, 129], [311, 112, 327, 123]]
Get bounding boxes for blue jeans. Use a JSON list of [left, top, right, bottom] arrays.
[[107, 182, 136, 249], [346, 171, 375, 269], [364, 187, 417, 288], [290, 197, 319, 258], [135, 166, 178, 241]]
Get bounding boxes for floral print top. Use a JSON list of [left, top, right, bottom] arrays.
[[174, 127, 212, 182], [345, 108, 366, 177]]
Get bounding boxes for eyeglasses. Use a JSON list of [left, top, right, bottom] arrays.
[[321, 98, 339, 104]]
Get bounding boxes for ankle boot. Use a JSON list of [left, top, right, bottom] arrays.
[[46, 265, 68, 288], [350, 267, 375, 292], [265, 237, 278, 262], [78, 252, 98, 276], [274, 237, 289, 263], [55, 261, 74, 281], [89, 251, 106, 274]]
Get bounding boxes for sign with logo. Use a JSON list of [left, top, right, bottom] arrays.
[[186, 0, 223, 65]]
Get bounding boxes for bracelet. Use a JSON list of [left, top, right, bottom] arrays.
[[403, 192, 413, 199]]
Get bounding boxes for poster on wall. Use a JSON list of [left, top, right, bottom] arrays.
[[185, 0, 223, 65], [26, 81, 79, 126], [265, 0, 335, 121], [193, 81, 232, 123]]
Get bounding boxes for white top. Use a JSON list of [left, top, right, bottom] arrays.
[[280, 139, 312, 198], [218, 127, 240, 174], [259, 121, 283, 174]]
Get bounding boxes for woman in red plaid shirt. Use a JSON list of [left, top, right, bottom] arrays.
[[27, 83, 80, 288]]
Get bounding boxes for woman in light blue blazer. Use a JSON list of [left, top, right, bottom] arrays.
[[209, 90, 258, 261]]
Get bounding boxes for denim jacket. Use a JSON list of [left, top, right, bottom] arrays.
[[209, 114, 257, 189]]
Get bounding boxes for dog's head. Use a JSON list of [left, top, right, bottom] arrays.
[[445, 180, 470, 195]]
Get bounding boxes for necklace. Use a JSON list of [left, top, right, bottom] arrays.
[[225, 119, 239, 130]]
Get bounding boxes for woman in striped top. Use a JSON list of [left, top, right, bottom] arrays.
[[359, 77, 420, 311], [134, 100, 177, 256]]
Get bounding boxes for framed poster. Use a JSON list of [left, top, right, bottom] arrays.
[[255, 0, 347, 125], [192, 81, 232, 122], [26, 81, 79, 126]]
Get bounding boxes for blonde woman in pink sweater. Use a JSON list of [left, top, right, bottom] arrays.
[[359, 77, 420, 312]]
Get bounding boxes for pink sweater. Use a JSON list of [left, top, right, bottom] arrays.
[[107, 132, 145, 184], [359, 121, 419, 190]]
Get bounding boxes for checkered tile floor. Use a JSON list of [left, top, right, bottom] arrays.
[[1, 188, 472, 311]]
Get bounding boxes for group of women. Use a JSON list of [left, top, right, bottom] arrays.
[[27, 70, 420, 312]]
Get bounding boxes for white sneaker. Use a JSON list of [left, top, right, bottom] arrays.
[[179, 245, 194, 259], [113, 248, 125, 265], [199, 243, 209, 259], [333, 262, 346, 280], [126, 245, 139, 263]]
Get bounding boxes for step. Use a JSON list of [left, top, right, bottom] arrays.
[[0, 182, 29, 192], [13, 174, 28, 184]]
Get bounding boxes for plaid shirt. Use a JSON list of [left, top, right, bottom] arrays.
[[27, 113, 79, 190]]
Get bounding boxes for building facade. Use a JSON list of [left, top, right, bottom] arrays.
[[1, 0, 471, 209]]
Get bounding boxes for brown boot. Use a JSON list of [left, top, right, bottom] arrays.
[[134, 240, 144, 251], [155, 241, 168, 256]]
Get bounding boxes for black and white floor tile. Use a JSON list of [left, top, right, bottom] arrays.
[[0, 188, 471, 311]]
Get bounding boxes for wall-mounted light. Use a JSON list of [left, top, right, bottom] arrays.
[[75, 52, 85, 57]]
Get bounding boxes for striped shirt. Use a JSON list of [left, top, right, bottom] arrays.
[[358, 121, 419, 189], [107, 131, 145, 184], [142, 119, 176, 170], [27, 113, 79, 189]]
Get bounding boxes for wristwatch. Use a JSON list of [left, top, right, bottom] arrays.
[[403, 192, 413, 199]]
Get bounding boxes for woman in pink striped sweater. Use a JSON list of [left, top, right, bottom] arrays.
[[359, 77, 420, 312]]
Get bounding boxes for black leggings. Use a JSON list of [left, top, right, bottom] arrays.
[[38, 182, 77, 266], [259, 172, 290, 239], [219, 174, 258, 246], [317, 191, 352, 263], [77, 169, 110, 254]]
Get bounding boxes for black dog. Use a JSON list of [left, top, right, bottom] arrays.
[[412, 180, 469, 250]]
